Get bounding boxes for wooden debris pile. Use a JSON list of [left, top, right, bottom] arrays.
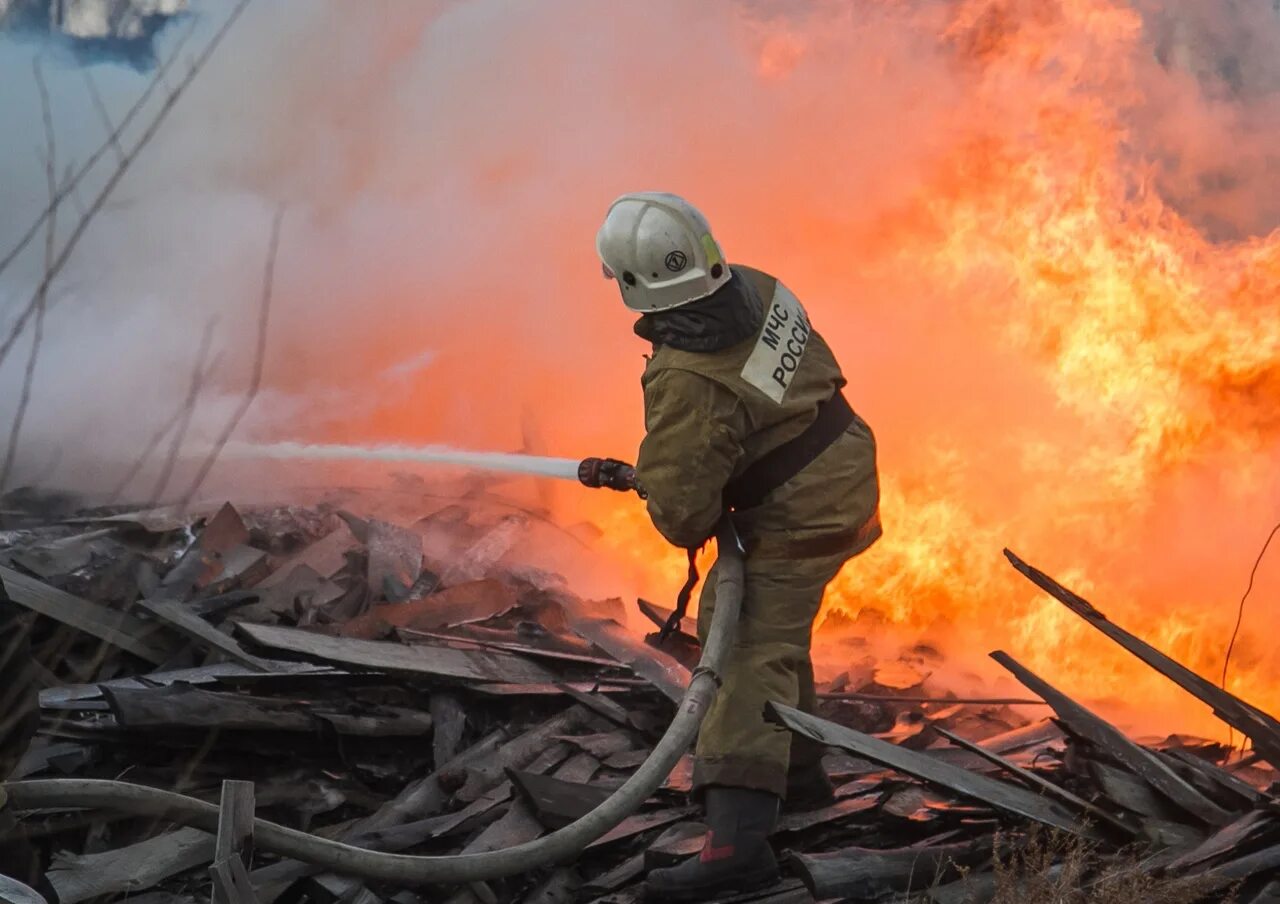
[[0, 492, 1277, 904]]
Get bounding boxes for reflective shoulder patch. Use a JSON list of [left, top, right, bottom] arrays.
[[740, 282, 812, 403]]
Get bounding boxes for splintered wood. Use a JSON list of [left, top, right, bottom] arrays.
[[1, 494, 1278, 904]]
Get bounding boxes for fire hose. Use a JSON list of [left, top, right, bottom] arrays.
[[3, 478, 742, 887]]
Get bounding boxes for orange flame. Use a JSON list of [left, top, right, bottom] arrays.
[[587, 0, 1280, 739], [252, 0, 1280, 743]]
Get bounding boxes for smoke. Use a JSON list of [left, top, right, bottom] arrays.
[[2, 0, 1280, 732], [0, 0, 962, 484]]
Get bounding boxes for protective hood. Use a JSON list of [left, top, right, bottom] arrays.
[[633, 267, 764, 353]]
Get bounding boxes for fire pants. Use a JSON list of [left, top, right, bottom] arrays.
[[691, 547, 850, 798]]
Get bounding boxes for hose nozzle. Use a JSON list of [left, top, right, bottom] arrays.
[[579, 458, 644, 496]]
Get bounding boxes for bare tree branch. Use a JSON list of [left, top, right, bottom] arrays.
[[107, 345, 220, 504], [148, 320, 218, 504], [0, 58, 58, 495], [0, 16, 197, 281], [178, 207, 284, 511], [82, 69, 126, 164], [0, 0, 254, 371], [62, 163, 88, 219]]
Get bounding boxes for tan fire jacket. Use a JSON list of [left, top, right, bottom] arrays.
[[635, 265, 881, 558]]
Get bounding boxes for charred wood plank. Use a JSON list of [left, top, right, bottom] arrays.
[[525, 867, 581, 904], [248, 729, 508, 899], [990, 650, 1233, 825], [201, 546, 270, 597], [742, 881, 817, 903], [102, 684, 433, 737], [566, 614, 689, 703], [766, 703, 1103, 839], [365, 518, 423, 602], [469, 681, 638, 697], [1245, 880, 1280, 904], [429, 691, 466, 766], [981, 718, 1066, 755], [39, 660, 337, 708], [585, 806, 698, 849], [186, 589, 262, 621], [461, 798, 544, 853], [1165, 810, 1275, 873], [358, 725, 507, 828], [236, 565, 343, 622], [397, 627, 623, 670], [553, 683, 633, 727], [581, 852, 646, 897], [433, 800, 546, 904], [1088, 760, 1185, 821], [211, 780, 257, 904], [1005, 550, 1280, 766], [935, 726, 1136, 836], [162, 503, 251, 595], [1209, 840, 1280, 881], [313, 750, 571, 904], [880, 785, 955, 825], [138, 596, 275, 671], [275, 717, 586, 896], [508, 769, 613, 828], [8, 529, 114, 580], [1141, 818, 1208, 849], [421, 619, 607, 657], [214, 780, 255, 866], [604, 749, 649, 770], [663, 754, 694, 794], [642, 821, 707, 869], [555, 731, 635, 760], [46, 827, 214, 903], [333, 781, 516, 857], [234, 622, 557, 685], [1164, 748, 1269, 809], [258, 522, 356, 586], [0, 565, 167, 663], [342, 581, 518, 641], [452, 707, 592, 802], [776, 793, 880, 833], [786, 841, 973, 900], [554, 752, 602, 783], [636, 598, 696, 642]]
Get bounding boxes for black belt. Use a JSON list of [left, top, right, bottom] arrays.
[[724, 390, 856, 511]]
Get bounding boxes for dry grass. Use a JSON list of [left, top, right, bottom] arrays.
[[987, 828, 1235, 904], [899, 828, 1239, 904]]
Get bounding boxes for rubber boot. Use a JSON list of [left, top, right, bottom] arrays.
[[644, 787, 781, 902]]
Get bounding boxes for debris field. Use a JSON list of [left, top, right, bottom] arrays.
[[2, 490, 1278, 904]]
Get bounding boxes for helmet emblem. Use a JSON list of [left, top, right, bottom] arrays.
[[664, 250, 688, 273]]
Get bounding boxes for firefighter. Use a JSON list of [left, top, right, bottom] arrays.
[[595, 192, 881, 900]]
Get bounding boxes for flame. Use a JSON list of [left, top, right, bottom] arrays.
[[583, 0, 1280, 739], [242, 0, 1280, 742]]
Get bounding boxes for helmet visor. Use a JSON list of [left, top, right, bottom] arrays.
[[601, 262, 616, 280]]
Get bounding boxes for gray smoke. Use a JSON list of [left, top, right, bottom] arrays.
[[0, 0, 1278, 507]]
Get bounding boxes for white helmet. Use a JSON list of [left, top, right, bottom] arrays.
[[596, 192, 730, 312]]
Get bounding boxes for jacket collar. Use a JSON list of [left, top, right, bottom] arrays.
[[633, 267, 764, 353]]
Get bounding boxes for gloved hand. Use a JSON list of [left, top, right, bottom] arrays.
[[578, 458, 646, 497]]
